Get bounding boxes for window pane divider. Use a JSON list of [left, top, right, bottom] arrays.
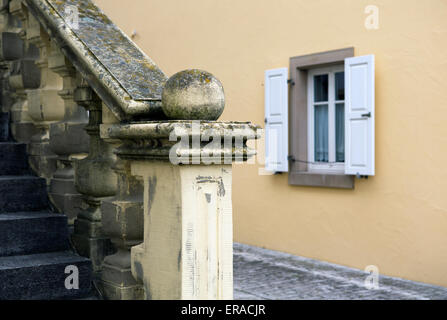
[[328, 72, 335, 164]]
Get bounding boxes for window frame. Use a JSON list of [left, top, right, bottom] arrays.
[[307, 65, 345, 174], [288, 47, 355, 189]]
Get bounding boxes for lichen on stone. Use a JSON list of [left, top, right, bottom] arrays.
[[44, 0, 167, 101], [162, 69, 225, 121]]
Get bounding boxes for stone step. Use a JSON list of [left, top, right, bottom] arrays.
[[0, 251, 92, 300], [0, 176, 48, 213], [0, 113, 9, 142], [0, 142, 30, 175], [0, 212, 70, 257]]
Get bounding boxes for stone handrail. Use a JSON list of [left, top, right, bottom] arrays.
[[25, 0, 167, 120], [0, 0, 259, 300]]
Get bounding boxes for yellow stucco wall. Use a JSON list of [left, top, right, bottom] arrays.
[[94, 0, 447, 287]]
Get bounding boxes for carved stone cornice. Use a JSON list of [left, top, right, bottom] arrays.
[[101, 121, 260, 164]]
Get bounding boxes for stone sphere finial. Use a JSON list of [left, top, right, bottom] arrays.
[[161, 69, 225, 120]]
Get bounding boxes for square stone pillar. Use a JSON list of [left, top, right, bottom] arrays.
[[99, 69, 259, 300], [131, 161, 234, 299], [101, 119, 259, 300]]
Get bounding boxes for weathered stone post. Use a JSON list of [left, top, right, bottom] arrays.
[[72, 84, 116, 273], [101, 70, 259, 300], [48, 43, 89, 224]]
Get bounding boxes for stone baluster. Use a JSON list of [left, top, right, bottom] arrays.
[[72, 83, 116, 274], [0, 0, 19, 115], [96, 104, 144, 299], [8, 58, 40, 143], [48, 42, 89, 224], [69, 100, 145, 299], [25, 10, 64, 181], [98, 157, 144, 300], [8, 0, 25, 38], [101, 70, 259, 299], [7, 0, 39, 143]]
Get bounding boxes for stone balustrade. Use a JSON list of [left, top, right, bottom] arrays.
[[0, 0, 259, 300]]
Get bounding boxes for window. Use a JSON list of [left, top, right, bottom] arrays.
[[264, 47, 375, 189], [307, 66, 345, 173], [288, 47, 356, 189]]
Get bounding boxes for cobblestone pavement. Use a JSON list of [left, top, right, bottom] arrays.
[[233, 243, 447, 300]]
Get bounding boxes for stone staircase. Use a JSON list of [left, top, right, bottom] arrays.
[[0, 112, 92, 300], [0, 0, 257, 300]]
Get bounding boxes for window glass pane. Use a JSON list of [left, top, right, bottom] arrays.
[[336, 103, 345, 162], [314, 105, 328, 162], [314, 74, 328, 102], [335, 72, 344, 101]]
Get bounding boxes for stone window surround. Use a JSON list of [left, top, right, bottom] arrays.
[[288, 47, 355, 189]]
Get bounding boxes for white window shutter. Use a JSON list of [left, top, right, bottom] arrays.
[[344, 55, 375, 176], [265, 68, 288, 172]]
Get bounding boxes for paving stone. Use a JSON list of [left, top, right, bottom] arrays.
[[233, 243, 447, 300]]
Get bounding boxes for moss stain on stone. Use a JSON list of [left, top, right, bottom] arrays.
[[43, 0, 167, 106]]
